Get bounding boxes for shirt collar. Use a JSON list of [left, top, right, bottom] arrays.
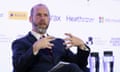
[[30, 31, 48, 40]]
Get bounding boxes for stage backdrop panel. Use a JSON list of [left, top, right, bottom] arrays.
[[0, 0, 120, 72]]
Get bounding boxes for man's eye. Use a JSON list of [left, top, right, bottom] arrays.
[[44, 14, 48, 17], [37, 13, 41, 16]]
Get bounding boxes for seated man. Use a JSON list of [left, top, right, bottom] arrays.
[[11, 3, 90, 72]]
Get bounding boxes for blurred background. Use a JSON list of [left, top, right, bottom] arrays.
[[0, 0, 120, 72]]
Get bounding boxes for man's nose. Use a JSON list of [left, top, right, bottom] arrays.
[[40, 15, 45, 20]]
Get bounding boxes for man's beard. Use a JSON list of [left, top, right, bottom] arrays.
[[37, 27, 47, 34], [33, 22, 49, 34]]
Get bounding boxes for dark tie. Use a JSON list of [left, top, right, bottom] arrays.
[[40, 35, 45, 39]]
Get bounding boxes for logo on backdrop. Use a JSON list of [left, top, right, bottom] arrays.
[[99, 16, 120, 23], [66, 16, 95, 23], [86, 36, 93, 45], [110, 37, 120, 46], [0, 34, 10, 43], [50, 15, 61, 22], [99, 16, 104, 23], [86, 36, 108, 46], [8, 11, 28, 20]]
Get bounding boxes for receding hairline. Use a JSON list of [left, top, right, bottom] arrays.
[[30, 4, 49, 16]]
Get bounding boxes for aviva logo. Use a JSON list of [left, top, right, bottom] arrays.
[[8, 11, 28, 20]]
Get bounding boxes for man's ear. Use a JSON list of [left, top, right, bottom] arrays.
[[29, 16, 32, 22]]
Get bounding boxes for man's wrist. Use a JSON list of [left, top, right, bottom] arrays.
[[33, 50, 39, 55], [79, 44, 89, 51], [81, 46, 89, 51], [33, 45, 40, 55]]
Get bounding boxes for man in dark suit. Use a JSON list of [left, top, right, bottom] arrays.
[[11, 3, 90, 72]]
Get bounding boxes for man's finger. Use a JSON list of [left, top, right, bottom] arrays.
[[64, 33, 73, 38], [64, 38, 72, 41], [47, 43, 54, 49], [47, 36, 55, 39], [63, 41, 72, 45], [66, 44, 73, 49]]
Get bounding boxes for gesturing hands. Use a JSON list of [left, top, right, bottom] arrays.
[[33, 33, 87, 55], [64, 33, 86, 49], [33, 36, 55, 55]]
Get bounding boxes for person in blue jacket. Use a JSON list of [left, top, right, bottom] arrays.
[[11, 3, 90, 72]]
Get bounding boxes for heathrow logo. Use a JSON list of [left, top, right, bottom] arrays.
[[66, 16, 94, 23]]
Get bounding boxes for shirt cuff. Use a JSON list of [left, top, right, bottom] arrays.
[[81, 46, 89, 51]]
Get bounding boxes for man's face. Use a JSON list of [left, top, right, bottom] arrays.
[[30, 5, 50, 34]]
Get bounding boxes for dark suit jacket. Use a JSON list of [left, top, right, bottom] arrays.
[[12, 32, 90, 72]]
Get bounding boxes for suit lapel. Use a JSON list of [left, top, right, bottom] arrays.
[[26, 32, 64, 63], [27, 32, 37, 44]]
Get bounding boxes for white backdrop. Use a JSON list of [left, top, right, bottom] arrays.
[[0, 0, 120, 72]]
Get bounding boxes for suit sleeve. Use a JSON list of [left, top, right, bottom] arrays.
[[12, 39, 36, 72], [62, 45, 90, 69], [76, 46, 90, 68]]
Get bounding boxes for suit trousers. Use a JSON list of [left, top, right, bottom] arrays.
[[49, 63, 84, 72]]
